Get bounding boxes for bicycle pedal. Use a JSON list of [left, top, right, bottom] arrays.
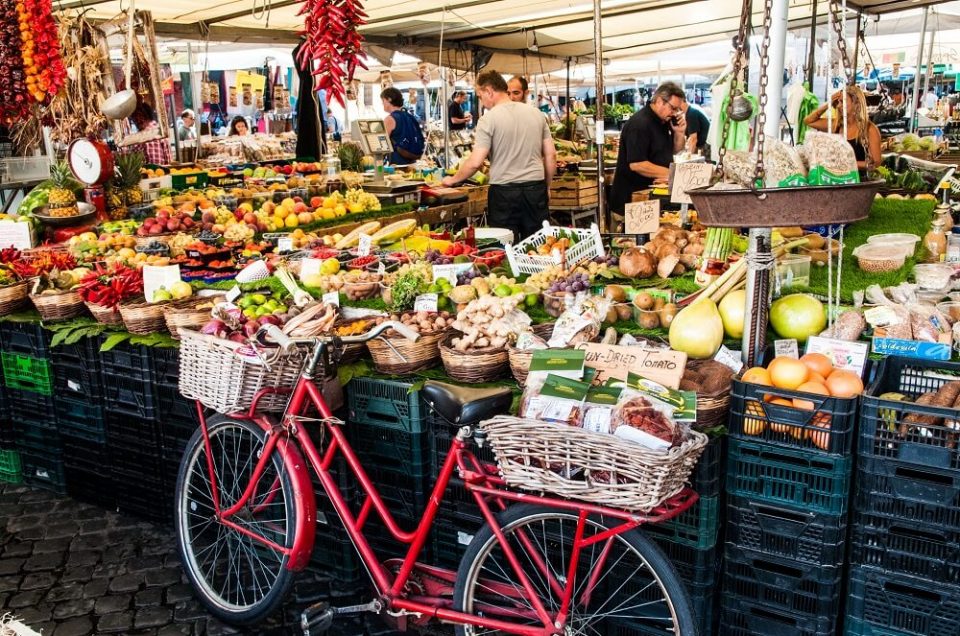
[[301, 599, 383, 635]]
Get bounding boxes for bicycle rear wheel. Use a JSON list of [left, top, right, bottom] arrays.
[[453, 503, 698, 636], [175, 414, 298, 625]]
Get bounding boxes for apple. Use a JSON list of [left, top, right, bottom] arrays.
[[293, 202, 308, 214], [201, 211, 216, 224], [181, 217, 195, 228], [167, 219, 180, 232], [310, 196, 323, 208], [243, 212, 257, 225], [234, 210, 245, 221], [298, 212, 312, 224], [148, 225, 164, 235]]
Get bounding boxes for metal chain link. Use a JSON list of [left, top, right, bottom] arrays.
[[829, 0, 854, 85], [753, 0, 774, 186], [717, 0, 753, 178]]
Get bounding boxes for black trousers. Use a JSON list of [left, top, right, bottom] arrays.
[[488, 181, 549, 243]]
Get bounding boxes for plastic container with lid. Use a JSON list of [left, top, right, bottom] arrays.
[[853, 244, 906, 273], [913, 262, 955, 291], [866, 233, 921, 257], [775, 255, 811, 293]]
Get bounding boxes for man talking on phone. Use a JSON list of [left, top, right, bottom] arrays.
[[610, 82, 687, 214]]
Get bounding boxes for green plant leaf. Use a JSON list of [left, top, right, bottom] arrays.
[[100, 332, 130, 351]]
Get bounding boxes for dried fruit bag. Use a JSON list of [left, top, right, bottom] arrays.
[[802, 130, 860, 185]]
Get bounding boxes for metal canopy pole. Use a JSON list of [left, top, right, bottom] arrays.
[[565, 59, 572, 141], [922, 15, 935, 108], [594, 0, 606, 232], [806, 0, 818, 88], [441, 67, 451, 169], [742, 0, 789, 367], [910, 6, 929, 133]]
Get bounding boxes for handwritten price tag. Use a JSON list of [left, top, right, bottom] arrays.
[[624, 200, 660, 235], [433, 263, 472, 284], [277, 237, 294, 253], [322, 291, 340, 306], [414, 293, 438, 312], [774, 339, 799, 359], [357, 233, 373, 257], [669, 162, 714, 205]]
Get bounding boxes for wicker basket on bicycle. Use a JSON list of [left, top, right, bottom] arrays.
[[480, 415, 708, 511], [177, 327, 307, 413]]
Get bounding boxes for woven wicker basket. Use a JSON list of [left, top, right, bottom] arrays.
[[163, 295, 225, 339], [120, 298, 168, 335], [508, 323, 555, 384], [440, 331, 509, 383], [85, 301, 123, 325], [30, 289, 86, 322], [178, 328, 307, 413], [481, 416, 709, 512], [0, 281, 30, 316], [685, 360, 733, 430], [329, 317, 377, 364], [366, 328, 446, 375]]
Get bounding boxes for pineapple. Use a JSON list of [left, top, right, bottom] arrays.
[[116, 152, 144, 206], [105, 181, 126, 220], [47, 161, 79, 218]]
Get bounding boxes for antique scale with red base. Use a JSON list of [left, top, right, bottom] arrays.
[[67, 138, 114, 223]]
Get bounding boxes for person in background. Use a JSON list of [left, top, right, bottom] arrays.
[[229, 115, 250, 136], [177, 109, 196, 142], [610, 81, 687, 214], [924, 87, 939, 111], [441, 70, 556, 242], [682, 95, 710, 154], [381, 87, 425, 165], [125, 103, 171, 165], [327, 114, 342, 142], [803, 85, 881, 177], [507, 76, 529, 103], [448, 91, 472, 130]]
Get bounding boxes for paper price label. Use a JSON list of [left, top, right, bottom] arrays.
[[299, 258, 322, 282], [143, 265, 182, 304], [669, 162, 714, 205], [774, 339, 799, 359], [551, 248, 563, 265], [322, 291, 340, 306], [277, 237, 294, 252], [225, 285, 242, 303], [624, 200, 660, 235], [805, 336, 869, 377], [713, 345, 744, 373], [414, 293, 438, 312], [357, 233, 373, 257], [433, 263, 472, 284]]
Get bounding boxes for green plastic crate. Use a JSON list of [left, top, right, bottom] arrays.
[[644, 495, 721, 549], [0, 448, 21, 483], [346, 377, 426, 434], [1, 352, 53, 395]]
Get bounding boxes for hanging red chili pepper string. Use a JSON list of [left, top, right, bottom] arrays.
[[296, 0, 368, 107]]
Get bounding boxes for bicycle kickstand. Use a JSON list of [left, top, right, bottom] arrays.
[[301, 599, 383, 635]]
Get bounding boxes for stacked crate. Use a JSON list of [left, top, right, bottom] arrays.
[[0, 321, 64, 493], [151, 346, 201, 501], [846, 357, 960, 636], [722, 377, 857, 636]]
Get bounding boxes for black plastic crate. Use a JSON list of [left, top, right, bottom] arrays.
[[846, 565, 960, 636], [112, 466, 168, 523], [843, 616, 911, 636], [432, 507, 479, 569], [723, 543, 843, 621], [105, 414, 161, 476], [20, 447, 65, 494], [851, 510, 960, 584], [650, 535, 721, 588], [644, 494, 721, 549], [346, 377, 427, 434], [606, 577, 718, 636], [50, 337, 103, 399], [55, 395, 106, 443], [721, 595, 836, 636], [13, 420, 61, 457], [7, 388, 56, 430], [349, 422, 430, 474], [861, 356, 960, 471], [156, 384, 199, 426], [60, 432, 108, 471], [0, 321, 50, 358], [726, 495, 848, 566], [151, 346, 180, 386], [158, 410, 199, 458], [64, 462, 116, 510], [0, 416, 14, 448], [100, 343, 158, 420], [730, 378, 858, 456], [693, 433, 725, 498], [855, 455, 960, 533], [727, 438, 853, 515]]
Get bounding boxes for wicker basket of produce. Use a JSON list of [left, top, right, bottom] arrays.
[[440, 331, 509, 383], [329, 316, 378, 364], [119, 297, 168, 335], [365, 311, 453, 375], [30, 289, 86, 322], [508, 323, 556, 384], [0, 281, 30, 316], [163, 295, 225, 339], [682, 360, 735, 430], [85, 301, 123, 325], [481, 415, 708, 511], [178, 327, 307, 413]]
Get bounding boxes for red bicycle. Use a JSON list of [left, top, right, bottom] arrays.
[[174, 322, 700, 635]]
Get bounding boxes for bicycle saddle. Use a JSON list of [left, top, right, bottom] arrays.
[[421, 381, 513, 426]]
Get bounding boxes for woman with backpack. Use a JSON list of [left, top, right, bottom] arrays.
[[381, 87, 425, 165]]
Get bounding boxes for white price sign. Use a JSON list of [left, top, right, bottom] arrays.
[[277, 237, 294, 252], [299, 258, 322, 282], [225, 285, 242, 303], [713, 345, 744, 373], [357, 233, 373, 257], [805, 336, 869, 377], [414, 293, 438, 312], [143, 265, 182, 304], [432, 263, 472, 285], [322, 291, 340, 306], [774, 339, 799, 359], [624, 199, 660, 235], [669, 162, 714, 205]]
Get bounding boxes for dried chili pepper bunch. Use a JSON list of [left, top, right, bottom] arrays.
[[16, 0, 66, 104], [0, 0, 30, 123], [11, 250, 77, 280], [78, 263, 143, 309], [296, 0, 368, 106]]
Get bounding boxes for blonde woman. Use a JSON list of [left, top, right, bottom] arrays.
[[804, 85, 881, 176]]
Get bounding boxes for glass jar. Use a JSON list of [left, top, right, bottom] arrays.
[[324, 154, 341, 177], [924, 219, 948, 263], [934, 203, 954, 233]]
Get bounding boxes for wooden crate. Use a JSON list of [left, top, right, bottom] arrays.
[[550, 178, 598, 206]]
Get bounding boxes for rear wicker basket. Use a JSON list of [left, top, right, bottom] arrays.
[[481, 415, 708, 511], [178, 328, 307, 413]]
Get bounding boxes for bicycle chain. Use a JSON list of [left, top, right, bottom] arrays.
[[717, 0, 753, 179]]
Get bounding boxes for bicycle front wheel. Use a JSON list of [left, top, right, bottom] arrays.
[[453, 503, 698, 636], [175, 414, 298, 625]]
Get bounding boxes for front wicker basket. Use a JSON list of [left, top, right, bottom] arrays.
[[30, 289, 86, 322], [481, 415, 708, 512], [366, 329, 446, 375], [120, 298, 168, 335], [440, 331, 509, 383], [178, 328, 307, 413], [0, 281, 30, 316]]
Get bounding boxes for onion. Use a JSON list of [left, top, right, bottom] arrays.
[[201, 319, 227, 338]]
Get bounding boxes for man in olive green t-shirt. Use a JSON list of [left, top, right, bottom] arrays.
[[443, 70, 556, 242]]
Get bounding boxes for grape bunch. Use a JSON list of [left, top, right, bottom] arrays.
[[594, 253, 618, 266], [547, 272, 591, 294], [457, 268, 481, 285], [425, 249, 452, 265]]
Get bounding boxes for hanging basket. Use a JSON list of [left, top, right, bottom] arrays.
[[687, 180, 882, 228]]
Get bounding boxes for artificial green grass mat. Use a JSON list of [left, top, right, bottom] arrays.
[[805, 197, 936, 303]]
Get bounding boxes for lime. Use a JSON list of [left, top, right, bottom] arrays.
[[243, 307, 258, 319], [237, 296, 254, 309], [437, 296, 450, 310], [250, 293, 267, 306], [428, 283, 441, 294], [525, 293, 539, 308], [494, 284, 512, 297]]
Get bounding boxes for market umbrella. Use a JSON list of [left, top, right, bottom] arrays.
[[293, 39, 327, 160]]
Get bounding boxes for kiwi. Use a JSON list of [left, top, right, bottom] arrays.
[[633, 291, 654, 310], [604, 285, 627, 302], [605, 307, 619, 324], [653, 297, 666, 311]]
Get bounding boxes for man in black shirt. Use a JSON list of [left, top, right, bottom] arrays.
[[610, 82, 687, 213], [683, 96, 711, 155], [449, 91, 472, 130]]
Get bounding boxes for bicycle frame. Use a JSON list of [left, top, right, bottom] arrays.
[[196, 372, 698, 635]]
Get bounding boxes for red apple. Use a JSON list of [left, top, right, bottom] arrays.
[[167, 219, 180, 232], [148, 225, 163, 235], [310, 196, 323, 208], [293, 202, 308, 214], [243, 212, 257, 225], [156, 209, 169, 221]]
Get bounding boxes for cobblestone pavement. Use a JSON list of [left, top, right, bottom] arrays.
[[0, 482, 427, 636]]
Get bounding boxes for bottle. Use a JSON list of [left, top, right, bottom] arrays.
[[948, 228, 960, 263], [925, 218, 947, 262], [935, 203, 954, 233]]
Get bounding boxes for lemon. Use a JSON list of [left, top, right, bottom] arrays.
[[321, 258, 340, 275], [348, 203, 364, 214], [334, 205, 347, 217], [170, 281, 193, 299], [285, 215, 299, 228]]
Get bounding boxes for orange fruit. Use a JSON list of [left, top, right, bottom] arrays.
[[807, 371, 827, 384], [800, 353, 833, 379], [793, 381, 830, 410], [768, 357, 810, 390], [825, 369, 864, 398], [741, 366, 772, 386], [767, 398, 795, 433]]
